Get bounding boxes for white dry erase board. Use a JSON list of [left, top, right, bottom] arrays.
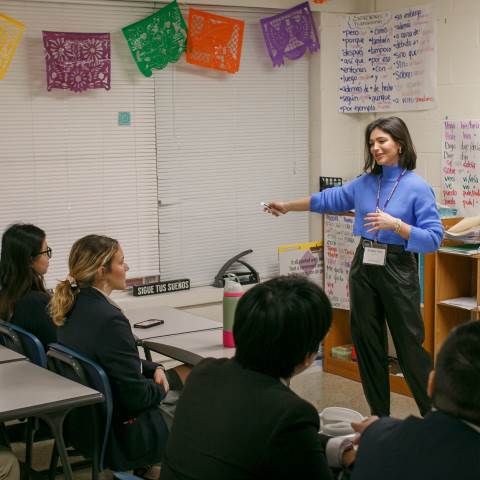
[[324, 214, 359, 310]]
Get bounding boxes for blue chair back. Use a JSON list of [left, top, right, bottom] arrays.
[[47, 343, 112, 475], [0, 319, 47, 367]]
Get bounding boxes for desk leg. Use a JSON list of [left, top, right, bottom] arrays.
[[38, 410, 73, 480]]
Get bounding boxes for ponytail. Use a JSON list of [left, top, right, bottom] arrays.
[[50, 279, 78, 326]]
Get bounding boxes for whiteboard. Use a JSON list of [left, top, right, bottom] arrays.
[[324, 214, 359, 310]]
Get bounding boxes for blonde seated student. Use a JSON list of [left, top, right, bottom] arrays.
[[50, 235, 190, 474]]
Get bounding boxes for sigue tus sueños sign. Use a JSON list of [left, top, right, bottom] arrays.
[[133, 279, 190, 297]]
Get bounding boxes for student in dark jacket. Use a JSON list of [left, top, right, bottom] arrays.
[[351, 321, 480, 480], [0, 223, 56, 348], [50, 234, 190, 472], [162, 276, 355, 480]]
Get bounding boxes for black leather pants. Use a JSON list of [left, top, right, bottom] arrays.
[[349, 242, 432, 416]]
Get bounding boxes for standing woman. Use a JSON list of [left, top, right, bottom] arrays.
[[267, 117, 443, 417], [50, 235, 189, 470], [0, 223, 56, 349]]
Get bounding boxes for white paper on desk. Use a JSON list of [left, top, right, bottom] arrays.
[[447, 216, 480, 234], [439, 297, 477, 310]]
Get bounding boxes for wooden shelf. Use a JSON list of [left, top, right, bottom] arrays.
[[323, 356, 412, 396], [435, 250, 480, 353]]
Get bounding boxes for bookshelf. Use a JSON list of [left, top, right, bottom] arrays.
[[434, 250, 480, 355]]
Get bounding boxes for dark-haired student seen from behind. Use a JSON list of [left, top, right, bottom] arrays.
[[266, 117, 443, 417], [351, 320, 480, 480], [162, 275, 355, 480], [0, 223, 56, 349]]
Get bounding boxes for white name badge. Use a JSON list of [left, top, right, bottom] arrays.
[[363, 245, 387, 266]]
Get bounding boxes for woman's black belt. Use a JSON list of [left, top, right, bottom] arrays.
[[360, 237, 406, 254]]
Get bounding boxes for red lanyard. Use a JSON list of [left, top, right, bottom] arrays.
[[375, 169, 407, 212]]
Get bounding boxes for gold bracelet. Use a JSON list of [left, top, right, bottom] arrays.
[[394, 219, 402, 234]]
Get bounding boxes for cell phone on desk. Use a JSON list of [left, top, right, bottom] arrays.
[[133, 319, 165, 329]]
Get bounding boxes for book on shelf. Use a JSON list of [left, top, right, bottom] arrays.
[[438, 245, 480, 256], [438, 297, 477, 310]]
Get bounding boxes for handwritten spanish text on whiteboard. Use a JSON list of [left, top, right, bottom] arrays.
[[338, 4, 436, 113], [442, 120, 480, 216], [324, 214, 358, 310]]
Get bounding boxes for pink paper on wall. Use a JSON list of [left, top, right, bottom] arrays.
[[43, 31, 111, 92]]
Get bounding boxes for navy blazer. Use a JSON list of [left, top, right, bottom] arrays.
[[352, 410, 480, 480], [11, 289, 57, 349], [58, 287, 168, 468]]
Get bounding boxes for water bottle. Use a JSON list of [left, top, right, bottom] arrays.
[[223, 276, 243, 347]]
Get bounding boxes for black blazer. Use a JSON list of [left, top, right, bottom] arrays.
[[162, 357, 333, 480], [11, 289, 56, 349], [351, 410, 480, 480], [57, 287, 168, 469]]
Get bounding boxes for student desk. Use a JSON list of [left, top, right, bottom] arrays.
[[143, 329, 235, 365], [125, 304, 221, 340], [0, 345, 26, 364], [0, 361, 103, 480]]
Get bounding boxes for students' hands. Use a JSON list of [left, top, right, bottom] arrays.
[[342, 446, 356, 467], [364, 210, 398, 232], [351, 416, 379, 445], [154, 367, 170, 393], [264, 201, 287, 216]]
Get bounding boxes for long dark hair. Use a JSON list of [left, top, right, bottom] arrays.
[[364, 116, 417, 174], [0, 224, 47, 320]]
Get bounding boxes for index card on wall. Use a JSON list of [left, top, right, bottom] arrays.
[[338, 4, 436, 113]]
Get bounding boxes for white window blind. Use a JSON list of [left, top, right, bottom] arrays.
[[155, 7, 310, 287], [0, 1, 160, 286]]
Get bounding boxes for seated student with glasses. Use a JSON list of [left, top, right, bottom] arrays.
[[50, 235, 190, 476], [0, 223, 56, 349]]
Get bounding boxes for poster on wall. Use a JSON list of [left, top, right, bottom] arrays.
[[278, 241, 324, 287], [338, 4, 436, 113], [324, 214, 358, 310], [442, 119, 480, 217]]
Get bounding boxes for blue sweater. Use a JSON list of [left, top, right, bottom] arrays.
[[310, 165, 443, 253]]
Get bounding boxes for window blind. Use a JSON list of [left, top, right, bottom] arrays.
[[1, 1, 310, 289], [0, 0, 160, 286], [155, 7, 309, 287]]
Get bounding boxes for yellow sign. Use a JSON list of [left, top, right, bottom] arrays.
[[0, 12, 25, 80]]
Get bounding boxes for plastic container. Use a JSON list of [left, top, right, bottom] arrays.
[[319, 407, 364, 436], [223, 276, 243, 347]]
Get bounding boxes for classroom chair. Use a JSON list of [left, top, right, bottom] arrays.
[[0, 320, 48, 479], [0, 320, 47, 367], [46, 343, 146, 480]]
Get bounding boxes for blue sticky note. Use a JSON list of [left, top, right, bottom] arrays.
[[118, 112, 131, 126]]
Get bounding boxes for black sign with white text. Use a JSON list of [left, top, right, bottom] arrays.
[[132, 279, 191, 297]]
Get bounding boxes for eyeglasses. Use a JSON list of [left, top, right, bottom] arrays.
[[37, 247, 52, 259]]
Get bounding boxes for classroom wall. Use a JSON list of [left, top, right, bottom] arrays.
[[369, 0, 450, 201], [309, 0, 480, 242]]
